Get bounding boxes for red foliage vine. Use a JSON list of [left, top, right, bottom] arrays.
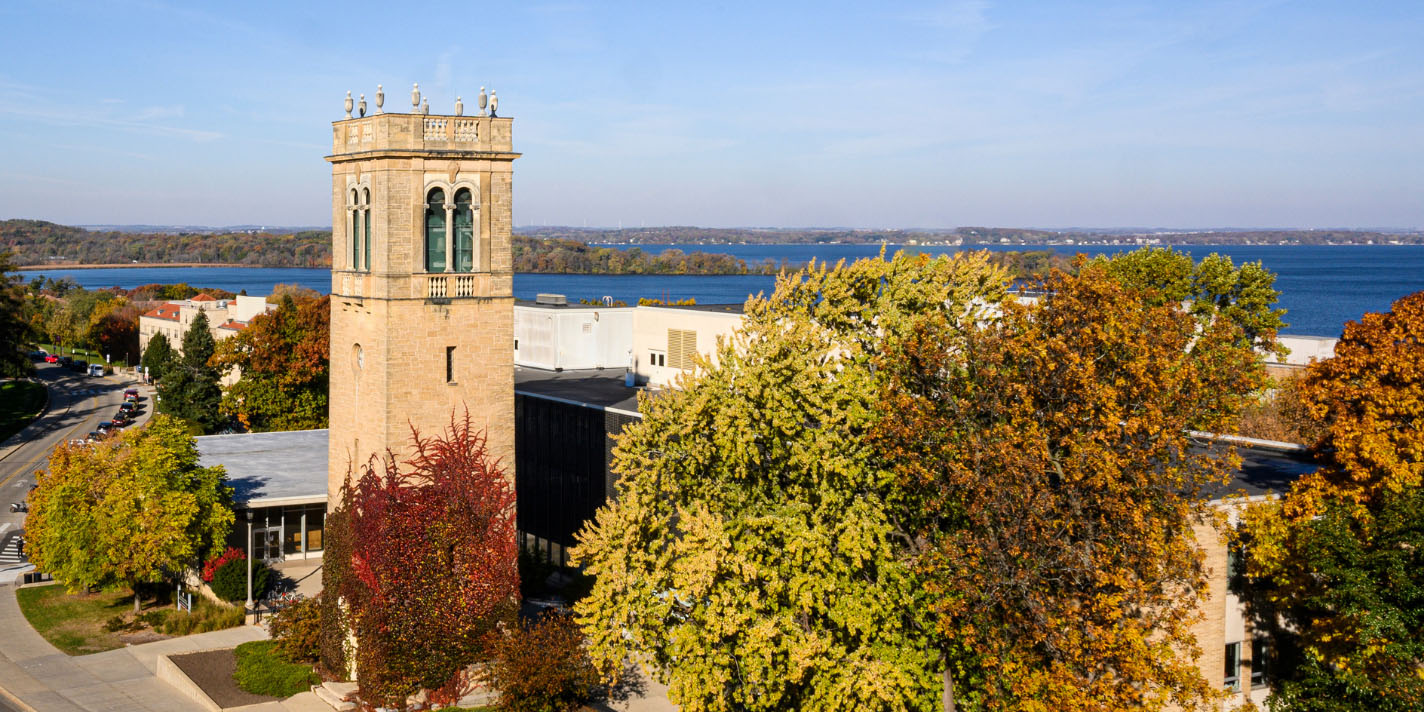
[[202, 547, 244, 583], [336, 410, 520, 707]]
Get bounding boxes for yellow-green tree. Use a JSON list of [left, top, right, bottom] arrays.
[[26, 415, 234, 613], [572, 252, 1011, 712], [1240, 291, 1424, 709], [1091, 247, 1287, 355], [873, 263, 1265, 711]]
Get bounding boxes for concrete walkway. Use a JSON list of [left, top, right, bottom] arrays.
[[0, 582, 266, 712]]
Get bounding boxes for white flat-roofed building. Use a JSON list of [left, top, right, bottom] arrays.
[[513, 300, 634, 372], [630, 304, 744, 388]]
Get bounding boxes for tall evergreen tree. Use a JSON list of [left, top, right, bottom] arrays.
[[141, 332, 175, 381], [158, 312, 223, 432]]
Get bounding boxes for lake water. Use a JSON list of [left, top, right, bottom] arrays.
[[21, 244, 1424, 337]]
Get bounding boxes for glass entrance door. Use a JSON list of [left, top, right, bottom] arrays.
[[252, 526, 282, 563]]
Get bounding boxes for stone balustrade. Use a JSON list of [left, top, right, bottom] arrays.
[[331, 113, 513, 155]]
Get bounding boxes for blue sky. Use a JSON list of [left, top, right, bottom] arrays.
[[2, 1, 1422, 229]]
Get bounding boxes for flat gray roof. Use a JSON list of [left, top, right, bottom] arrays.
[[515, 367, 644, 413], [197, 429, 329, 507]]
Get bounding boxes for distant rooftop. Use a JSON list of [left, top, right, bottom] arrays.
[[641, 303, 746, 314], [197, 429, 328, 507]]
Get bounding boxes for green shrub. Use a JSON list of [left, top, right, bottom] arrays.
[[270, 594, 322, 663], [211, 556, 271, 602], [485, 612, 603, 712], [103, 615, 128, 632], [233, 640, 320, 697]]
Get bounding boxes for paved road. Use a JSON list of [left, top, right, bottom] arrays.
[[0, 364, 153, 576]]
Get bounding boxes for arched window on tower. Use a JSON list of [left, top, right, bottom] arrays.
[[424, 187, 446, 272], [362, 188, 371, 271], [454, 188, 474, 272], [350, 189, 360, 270]]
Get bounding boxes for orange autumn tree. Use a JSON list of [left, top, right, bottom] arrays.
[[872, 263, 1265, 711], [213, 293, 330, 432], [1239, 291, 1424, 708]]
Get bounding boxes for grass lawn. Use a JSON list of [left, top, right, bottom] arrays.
[[232, 640, 319, 698], [35, 344, 129, 369], [0, 379, 46, 442], [16, 584, 243, 655]]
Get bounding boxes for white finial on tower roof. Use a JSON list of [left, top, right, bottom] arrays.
[[358, 93, 367, 117], [344, 91, 353, 119], [375, 84, 384, 113], [421, 97, 429, 115], [489, 90, 498, 117], [455, 96, 463, 116], [411, 83, 421, 112], [478, 86, 488, 116]]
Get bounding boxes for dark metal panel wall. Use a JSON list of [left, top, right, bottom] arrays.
[[514, 395, 609, 547]]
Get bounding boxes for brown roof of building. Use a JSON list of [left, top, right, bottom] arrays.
[[217, 320, 248, 331], [191, 293, 217, 302], [142, 303, 183, 321]]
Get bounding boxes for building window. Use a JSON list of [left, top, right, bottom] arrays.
[[650, 351, 665, 367], [1224, 641, 1242, 692], [362, 188, 371, 270], [304, 505, 324, 551], [350, 189, 360, 270], [446, 346, 455, 383], [667, 328, 697, 370], [425, 187, 447, 272], [454, 187, 475, 272], [1251, 638, 1268, 688]]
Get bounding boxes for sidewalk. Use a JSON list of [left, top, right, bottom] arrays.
[[0, 582, 266, 712]]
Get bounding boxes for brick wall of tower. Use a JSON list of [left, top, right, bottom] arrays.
[[326, 112, 520, 505]]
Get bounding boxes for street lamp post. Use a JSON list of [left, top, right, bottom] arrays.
[[245, 510, 254, 616]]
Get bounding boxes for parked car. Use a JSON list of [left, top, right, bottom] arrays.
[[29, 351, 46, 362], [88, 364, 105, 377], [44, 354, 59, 363], [96, 421, 114, 433], [67, 438, 87, 447], [124, 388, 139, 398], [86, 431, 104, 442], [120, 402, 137, 413], [70, 360, 88, 373], [57, 356, 72, 367]]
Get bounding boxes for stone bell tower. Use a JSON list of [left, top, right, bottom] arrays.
[[326, 85, 518, 502]]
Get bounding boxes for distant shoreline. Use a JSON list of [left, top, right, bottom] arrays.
[[15, 241, 1424, 273], [17, 262, 259, 271]]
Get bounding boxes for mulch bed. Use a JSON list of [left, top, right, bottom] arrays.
[[170, 648, 277, 709]]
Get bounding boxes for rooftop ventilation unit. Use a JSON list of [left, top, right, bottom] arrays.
[[535, 293, 568, 306]]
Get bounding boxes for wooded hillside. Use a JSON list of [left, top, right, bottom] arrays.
[[1, 220, 331, 267]]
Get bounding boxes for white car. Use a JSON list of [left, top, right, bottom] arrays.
[[88, 364, 105, 377]]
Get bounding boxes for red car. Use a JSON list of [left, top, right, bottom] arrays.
[[44, 354, 59, 363]]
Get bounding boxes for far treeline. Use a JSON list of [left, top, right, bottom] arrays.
[[6, 220, 1422, 274], [1, 219, 331, 268], [1, 219, 1073, 278], [520, 224, 1424, 246]]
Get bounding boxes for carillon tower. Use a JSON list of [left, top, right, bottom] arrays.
[[326, 84, 518, 501]]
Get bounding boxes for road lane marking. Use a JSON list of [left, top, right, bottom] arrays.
[[0, 380, 121, 489]]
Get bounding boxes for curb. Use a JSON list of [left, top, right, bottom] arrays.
[[0, 681, 38, 712]]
